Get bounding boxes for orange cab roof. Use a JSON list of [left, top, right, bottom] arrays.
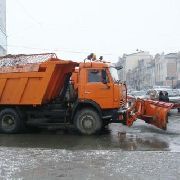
[[79, 61, 109, 68]]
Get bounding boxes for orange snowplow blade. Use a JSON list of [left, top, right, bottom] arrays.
[[126, 99, 174, 130]]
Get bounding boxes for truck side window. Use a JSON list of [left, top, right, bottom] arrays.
[[102, 69, 109, 83], [88, 69, 102, 82]]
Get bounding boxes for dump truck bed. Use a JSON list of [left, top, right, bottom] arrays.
[[0, 54, 77, 105]]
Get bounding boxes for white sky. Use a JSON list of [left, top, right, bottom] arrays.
[[6, 0, 180, 62]]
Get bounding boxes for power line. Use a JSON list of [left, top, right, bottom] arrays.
[[15, 0, 42, 26], [5, 44, 155, 57], [6, 44, 88, 54], [3, 44, 116, 56], [5, 1, 118, 57], [6, 0, 45, 38]]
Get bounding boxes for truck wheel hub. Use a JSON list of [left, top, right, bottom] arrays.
[[82, 115, 94, 129], [2, 115, 15, 129]]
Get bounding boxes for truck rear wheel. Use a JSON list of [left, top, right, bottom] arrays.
[[0, 108, 24, 134], [74, 108, 102, 135]]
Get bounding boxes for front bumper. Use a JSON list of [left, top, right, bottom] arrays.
[[110, 108, 127, 124]]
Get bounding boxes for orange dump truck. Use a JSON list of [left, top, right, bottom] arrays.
[[0, 53, 173, 134]]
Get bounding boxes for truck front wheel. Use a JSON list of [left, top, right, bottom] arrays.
[[74, 108, 102, 135], [0, 108, 24, 134]]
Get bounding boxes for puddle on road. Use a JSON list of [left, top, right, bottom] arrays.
[[0, 124, 174, 151], [0, 112, 179, 151]]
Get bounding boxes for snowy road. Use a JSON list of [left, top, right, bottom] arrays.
[[0, 110, 179, 179]]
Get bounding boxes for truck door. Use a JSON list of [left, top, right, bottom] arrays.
[[83, 69, 113, 108]]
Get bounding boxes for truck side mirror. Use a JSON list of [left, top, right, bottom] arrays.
[[115, 66, 123, 70], [102, 70, 107, 84]]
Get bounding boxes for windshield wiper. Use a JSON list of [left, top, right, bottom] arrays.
[[110, 65, 123, 70]]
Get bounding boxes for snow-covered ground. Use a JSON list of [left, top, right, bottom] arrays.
[[0, 110, 179, 179]]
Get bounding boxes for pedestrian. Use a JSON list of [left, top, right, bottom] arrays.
[[164, 92, 169, 102], [159, 91, 164, 101]]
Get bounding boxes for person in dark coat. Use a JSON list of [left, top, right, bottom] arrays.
[[164, 92, 169, 102], [159, 91, 164, 101]]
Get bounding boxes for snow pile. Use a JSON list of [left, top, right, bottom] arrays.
[[0, 53, 57, 67]]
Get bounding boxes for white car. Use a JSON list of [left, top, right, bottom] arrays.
[[130, 90, 148, 99]]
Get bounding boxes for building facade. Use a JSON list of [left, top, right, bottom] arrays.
[[177, 53, 180, 88], [123, 51, 152, 73], [0, 0, 7, 55], [117, 51, 154, 90], [155, 53, 178, 88], [125, 59, 155, 90], [117, 51, 180, 90]]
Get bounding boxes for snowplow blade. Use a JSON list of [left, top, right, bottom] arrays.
[[126, 99, 174, 130]]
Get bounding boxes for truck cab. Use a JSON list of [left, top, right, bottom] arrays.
[[73, 62, 126, 109], [71, 58, 127, 134]]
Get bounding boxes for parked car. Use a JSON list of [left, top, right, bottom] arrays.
[[130, 90, 148, 99], [147, 89, 180, 103]]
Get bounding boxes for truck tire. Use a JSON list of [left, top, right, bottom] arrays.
[[0, 108, 24, 134], [74, 108, 102, 135]]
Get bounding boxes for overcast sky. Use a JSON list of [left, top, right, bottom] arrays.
[[6, 0, 180, 62]]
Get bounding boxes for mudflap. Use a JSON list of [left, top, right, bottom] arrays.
[[126, 99, 174, 130]]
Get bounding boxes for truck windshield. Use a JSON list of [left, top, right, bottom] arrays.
[[109, 67, 119, 82]]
